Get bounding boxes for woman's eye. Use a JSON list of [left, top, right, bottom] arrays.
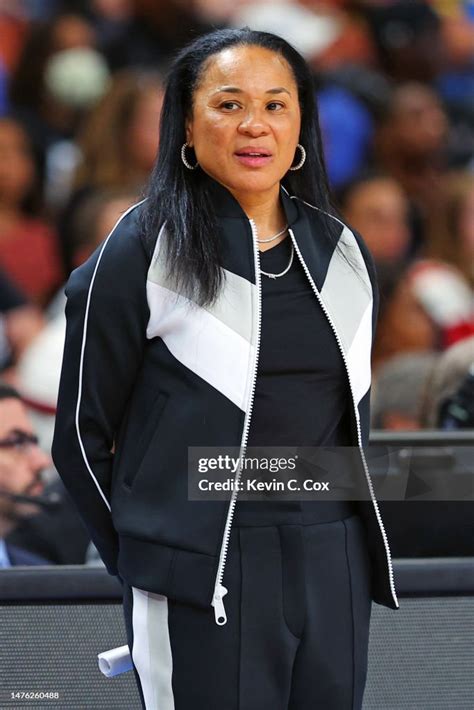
[[220, 101, 241, 110], [267, 102, 284, 111]]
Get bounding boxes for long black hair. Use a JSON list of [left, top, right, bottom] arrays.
[[140, 28, 344, 307]]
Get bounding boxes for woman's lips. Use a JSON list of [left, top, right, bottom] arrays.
[[234, 152, 273, 168]]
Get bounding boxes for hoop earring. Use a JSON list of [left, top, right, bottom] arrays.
[[289, 143, 306, 171], [181, 142, 199, 170]]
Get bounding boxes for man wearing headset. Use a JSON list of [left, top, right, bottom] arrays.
[[0, 381, 51, 567]]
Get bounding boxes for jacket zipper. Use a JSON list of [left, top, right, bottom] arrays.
[[212, 217, 263, 625], [288, 228, 399, 609]]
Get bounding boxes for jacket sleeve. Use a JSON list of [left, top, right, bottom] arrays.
[[51, 204, 150, 576]]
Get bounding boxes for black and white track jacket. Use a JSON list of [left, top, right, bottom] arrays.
[[52, 177, 400, 625]]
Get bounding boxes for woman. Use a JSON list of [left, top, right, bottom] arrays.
[[0, 116, 63, 306], [59, 69, 164, 273], [52, 29, 399, 710], [425, 171, 474, 290]]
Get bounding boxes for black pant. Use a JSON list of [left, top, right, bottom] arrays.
[[122, 505, 372, 709]]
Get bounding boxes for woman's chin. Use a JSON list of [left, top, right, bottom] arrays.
[[221, 172, 282, 198]]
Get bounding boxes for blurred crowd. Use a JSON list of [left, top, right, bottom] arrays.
[[0, 0, 473, 568]]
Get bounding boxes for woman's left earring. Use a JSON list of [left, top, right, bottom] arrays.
[[181, 142, 199, 170], [289, 143, 306, 171]]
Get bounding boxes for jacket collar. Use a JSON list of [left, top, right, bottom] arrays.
[[201, 172, 336, 292], [202, 172, 299, 226]]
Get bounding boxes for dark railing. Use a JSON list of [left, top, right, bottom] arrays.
[[370, 430, 474, 445]]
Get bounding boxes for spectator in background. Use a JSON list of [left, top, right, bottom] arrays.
[[8, 12, 97, 154], [361, 0, 445, 84], [0, 268, 44, 384], [371, 351, 439, 430], [100, 0, 224, 70], [0, 381, 91, 565], [41, 46, 111, 211], [5, 469, 92, 566], [89, 0, 134, 55], [336, 171, 412, 291], [373, 258, 474, 370], [0, 381, 50, 567], [8, 13, 111, 214], [59, 70, 163, 273], [434, 2, 474, 168], [424, 171, 474, 290], [372, 264, 438, 371], [418, 335, 474, 429], [72, 70, 163, 194], [372, 82, 450, 257], [0, 116, 63, 306]]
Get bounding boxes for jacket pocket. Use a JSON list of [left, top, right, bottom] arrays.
[[122, 391, 169, 490]]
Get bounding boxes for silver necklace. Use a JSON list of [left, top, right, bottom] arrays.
[[260, 241, 294, 279], [256, 224, 288, 243]]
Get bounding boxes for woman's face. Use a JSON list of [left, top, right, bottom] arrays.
[[343, 178, 411, 263], [375, 277, 437, 365], [185, 45, 301, 204], [390, 86, 448, 156], [127, 86, 164, 174]]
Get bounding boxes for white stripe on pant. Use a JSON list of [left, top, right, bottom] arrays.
[[131, 587, 175, 710]]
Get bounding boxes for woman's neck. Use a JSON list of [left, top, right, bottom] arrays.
[[230, 185, 288, 245]]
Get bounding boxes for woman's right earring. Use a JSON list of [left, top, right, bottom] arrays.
[[289, 143, 306, 171], [181, 142, 199, 170]]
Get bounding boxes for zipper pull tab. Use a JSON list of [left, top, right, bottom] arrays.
[[212, 584, 228, 626]]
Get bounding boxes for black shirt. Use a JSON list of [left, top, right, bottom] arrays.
[[247, 234, 350, 448], [234, 234, 356, 525]]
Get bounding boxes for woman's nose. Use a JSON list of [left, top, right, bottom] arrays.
[[238, 109, 270, 136]]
